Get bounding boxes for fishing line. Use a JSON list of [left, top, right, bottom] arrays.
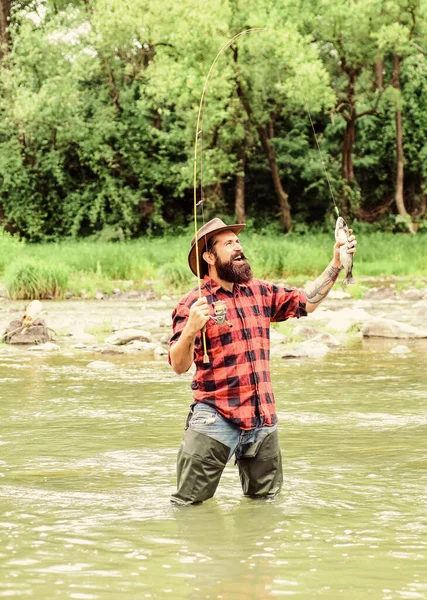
[[304, 99, 340, 218]]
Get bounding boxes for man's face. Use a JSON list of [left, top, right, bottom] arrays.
[[209, 231, 252, 284]]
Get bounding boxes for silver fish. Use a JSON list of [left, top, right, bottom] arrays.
[[335, 216, 355, 286]]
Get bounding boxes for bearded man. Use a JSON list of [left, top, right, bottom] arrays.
[[169, 218, 357, 505]]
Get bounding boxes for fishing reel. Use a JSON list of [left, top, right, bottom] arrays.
[[210, 300, 233, 327]]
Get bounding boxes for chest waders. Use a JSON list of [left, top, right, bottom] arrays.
[[236, 429, 283, 498], [171, 427, 283, 505]]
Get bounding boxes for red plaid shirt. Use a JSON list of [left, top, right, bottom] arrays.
[[169, 276, 307, 430]]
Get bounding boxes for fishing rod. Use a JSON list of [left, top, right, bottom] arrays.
[[193, 28, 340, 362]]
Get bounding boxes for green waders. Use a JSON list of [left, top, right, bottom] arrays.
[[171, 428, 230, 506], [171, 426, 283, 505], [237, 429, 283, 498]]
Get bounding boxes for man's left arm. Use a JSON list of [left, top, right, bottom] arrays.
[[304, 230, 357, 313]]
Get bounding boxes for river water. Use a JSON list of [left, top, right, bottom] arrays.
[[0, 306, 426, 599]]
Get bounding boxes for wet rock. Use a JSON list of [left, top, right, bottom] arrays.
[[361, 317, 427, 338], [144, 290, 158, 301], [281, 345, 309, 359], [326, 307, 371, 333], [329, 289, 352, 300], [390, 345, 411, 355], [154, 345, 168, 358], [281, 341, 330, 359], [159, 333, 172, 344], [4, 300, 52, 345], [301, 341, 331, 358], [401, 289, 426, 301], [104, 329, 152, 345], [410, 303, 427, 328], [28, 342, 60, 351], [310, 332, 341, 348], [270, 329, 288, 344], [5, 319, 51, 345], [123, 340, 157, 354], [69, 328, 96, 343], [292, 324, 320, 340], [100, 344, 125, 355], [87, 360, 116, 370], [363, 286, 399, 300]]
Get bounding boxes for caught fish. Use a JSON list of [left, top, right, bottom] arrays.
[[335, 217, 355, 286]]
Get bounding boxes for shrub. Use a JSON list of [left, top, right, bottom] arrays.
[[4, 260, 69, 300]]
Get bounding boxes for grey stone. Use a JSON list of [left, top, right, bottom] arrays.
[[69, 328, 96, 343], [281, 345, 309, 359], [390, 345, 411, 355], [328, 289, 352, 300], [401, 289, 426, 301], [104, 329, 152, 345], [281, 341, 330, 359], [410, 304, 427, 328], [270, 329, 288, 344], [5, 319, 51, 345], [159, 333, 172, 344], [100, 344, 125, 355], [363, 287, 399, 300], [361, 317, 427, 339], [28, 342, 60, 351], [326, 307, 371, 333], [154, 345, 168, 358], [310, 332, 341, 348], [123, 341, 157, 354], [292, 324, 320, 340]]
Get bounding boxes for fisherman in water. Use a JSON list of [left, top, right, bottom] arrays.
[[169, 218, 357, 505]]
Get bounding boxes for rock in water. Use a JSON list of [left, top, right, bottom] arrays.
[[4, 300, 52, 345]]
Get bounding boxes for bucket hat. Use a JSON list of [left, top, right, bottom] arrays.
[[188, 218, 246, 278]]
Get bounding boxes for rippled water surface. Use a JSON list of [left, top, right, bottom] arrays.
[[1, 334, 426, 599]]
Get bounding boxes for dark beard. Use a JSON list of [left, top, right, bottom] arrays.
[[214, 253, 253, 284]]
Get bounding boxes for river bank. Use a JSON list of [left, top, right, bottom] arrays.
[[1, 230, 427, 300], [1, 277, 427, 363]]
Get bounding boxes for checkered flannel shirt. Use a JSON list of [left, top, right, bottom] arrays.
[[169, 276, 307, 430]]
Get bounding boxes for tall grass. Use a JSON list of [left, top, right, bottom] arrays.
[[0, 228, 426, 299], [4, 260, 69, 300]]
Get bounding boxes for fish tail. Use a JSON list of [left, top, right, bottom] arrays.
[[342, 276, 356, 286]]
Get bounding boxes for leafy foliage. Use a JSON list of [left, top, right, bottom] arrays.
[[0, 0, 426, 239]]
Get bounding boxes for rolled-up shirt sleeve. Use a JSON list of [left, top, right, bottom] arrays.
[[270, 285, 307, 322], [168, 302, 202, 367], [168, 303, 189, 365]]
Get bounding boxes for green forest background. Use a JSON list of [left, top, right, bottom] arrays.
[[1, 0, 427, 243]]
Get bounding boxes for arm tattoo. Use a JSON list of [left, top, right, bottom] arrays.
[[304, 265, 342, 305]]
